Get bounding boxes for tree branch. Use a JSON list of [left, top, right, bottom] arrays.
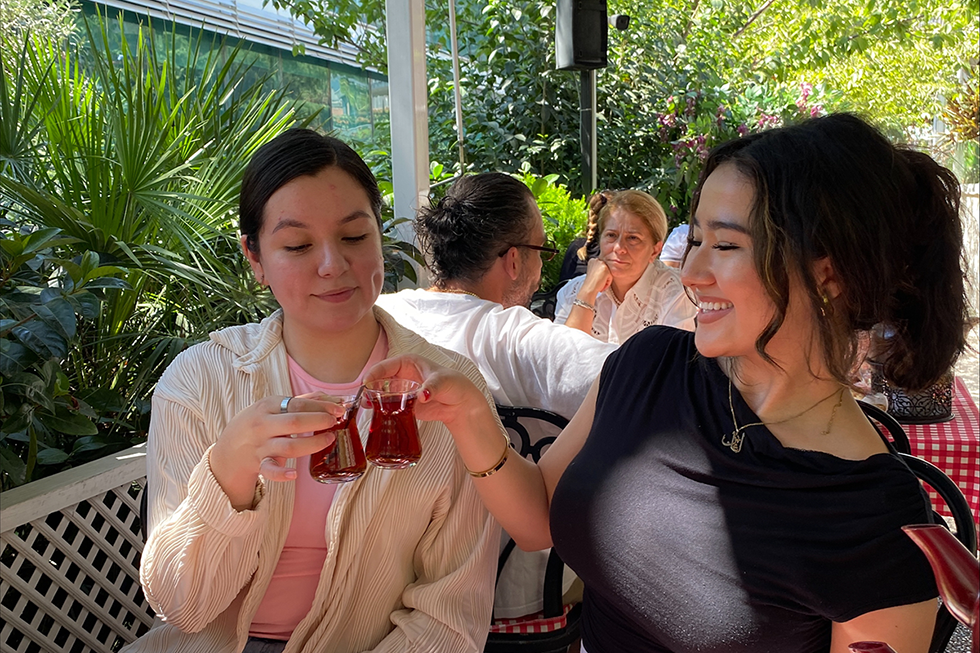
[[733, 0, 778, 39]]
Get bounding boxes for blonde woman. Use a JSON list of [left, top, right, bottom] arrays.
[[555, 190, 696, 343]]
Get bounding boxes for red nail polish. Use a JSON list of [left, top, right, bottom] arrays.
[[422, 388, 431, 401]]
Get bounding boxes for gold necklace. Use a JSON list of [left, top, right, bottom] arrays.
[[430, 286, 480, 299], [723, 382, 846, 454]]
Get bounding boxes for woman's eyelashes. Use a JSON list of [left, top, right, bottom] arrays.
[[685, 237, 739, 251], [282, 234, 370, 252]]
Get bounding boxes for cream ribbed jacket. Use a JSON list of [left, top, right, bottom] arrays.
[[122, 308, 501, 653]]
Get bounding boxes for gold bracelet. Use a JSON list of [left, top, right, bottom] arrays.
[[467, 433, 510, 478]]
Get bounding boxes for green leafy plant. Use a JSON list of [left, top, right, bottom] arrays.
[[0, 224, 131, 487], [515, 167, 589, 292], [281, 0, 976, 215], [0, 15, 305, 488]]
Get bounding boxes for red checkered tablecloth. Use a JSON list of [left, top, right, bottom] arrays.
[[489, 603, 573, 634], [906, 377, 980, 531]]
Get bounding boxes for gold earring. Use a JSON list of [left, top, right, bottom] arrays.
[[819, 292, 830, 317]]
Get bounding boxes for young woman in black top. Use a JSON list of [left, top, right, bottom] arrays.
[[368, 113, 969, 652]]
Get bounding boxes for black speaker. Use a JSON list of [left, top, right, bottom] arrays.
[[555, 0, 608, 71]]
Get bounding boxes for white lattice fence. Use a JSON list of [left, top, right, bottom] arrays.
[[1, 445, 154, 653]]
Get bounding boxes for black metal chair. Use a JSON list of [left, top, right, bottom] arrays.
[[861, 400, 976, 652], [858, 400, 912, 454], [486, 404, 581, 653], [529, 280, 569, 321], [898, 453, 978, 653]]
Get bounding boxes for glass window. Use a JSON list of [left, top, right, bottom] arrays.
[[331, 66, 371, 142]]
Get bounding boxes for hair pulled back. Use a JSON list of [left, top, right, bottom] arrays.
[[691, 113, 968, 390], [578, 191, 612, 260], [239, 129, 383, 254], [416, 173, 536, 286]]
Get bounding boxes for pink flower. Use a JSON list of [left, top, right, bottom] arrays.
[[810, 104, 823, 118], [757, 113, 779, 129], [737, 123, 749, 137]]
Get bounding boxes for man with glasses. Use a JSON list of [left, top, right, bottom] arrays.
[[375, 173, 615, 620], [376, 172, 615, 422]]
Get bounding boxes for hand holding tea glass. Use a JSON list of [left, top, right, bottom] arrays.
[[309, 392, 367, 482], [364, 355, 493, 431], [208, 392, 346, 509], [363, 355, 516, 483], [359, 379, 423, 468]]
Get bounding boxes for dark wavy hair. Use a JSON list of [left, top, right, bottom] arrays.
[[416, 173, 536, 286], [689, 113, 968, 390], [239, 129, 383, 254]]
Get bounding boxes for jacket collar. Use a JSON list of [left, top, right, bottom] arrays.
[[208, 306, 426, 373]]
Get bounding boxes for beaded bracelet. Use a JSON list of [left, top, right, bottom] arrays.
[[467, 432, 511, 478], [572, 298, 596, 313]]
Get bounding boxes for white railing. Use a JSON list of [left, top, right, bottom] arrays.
[[0, 445, 152, 653]]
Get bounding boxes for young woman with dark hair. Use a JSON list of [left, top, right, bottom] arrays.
[[367, 114, 968, 652], [126, 129, 500, 653]]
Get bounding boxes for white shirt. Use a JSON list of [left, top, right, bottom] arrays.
[[660, 224, 690, 264], [375, 289, 617, 421], [555, 259, 697, 344], [375, 289, 617, 618]]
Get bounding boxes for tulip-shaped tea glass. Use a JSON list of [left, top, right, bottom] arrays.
[[362, 379, 422, 469], [309, 394, 366, 483]]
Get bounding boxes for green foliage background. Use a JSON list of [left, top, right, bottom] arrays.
[[281, 0, 978, 221], [0, 13, 419, 489]]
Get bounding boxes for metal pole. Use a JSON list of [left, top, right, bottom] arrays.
[[579, 68, 597, 196], [448, 0, 465, 169], [386, 0, 430, 286]]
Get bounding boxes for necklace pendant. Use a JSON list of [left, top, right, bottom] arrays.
[[722, 429, 744, 453]]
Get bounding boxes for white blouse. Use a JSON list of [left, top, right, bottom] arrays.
[[555, 259, 697, 344]]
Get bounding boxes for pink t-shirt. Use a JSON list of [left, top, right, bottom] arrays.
[[249, 329, 388, 640]]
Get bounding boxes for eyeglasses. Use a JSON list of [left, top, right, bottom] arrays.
[[498, 242, 560, 262]]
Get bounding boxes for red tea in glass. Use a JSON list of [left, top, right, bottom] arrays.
[[363, 379, 422, 469], [309, 395, 366, 483]]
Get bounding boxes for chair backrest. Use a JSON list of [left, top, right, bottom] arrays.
[[858, 400, 911, 454], [493, 405, 570, 620], [529, 280, 568, 321], [897, 453, 977, 653], [494, 404, 569, 462], [858, 398, 977, 652]]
